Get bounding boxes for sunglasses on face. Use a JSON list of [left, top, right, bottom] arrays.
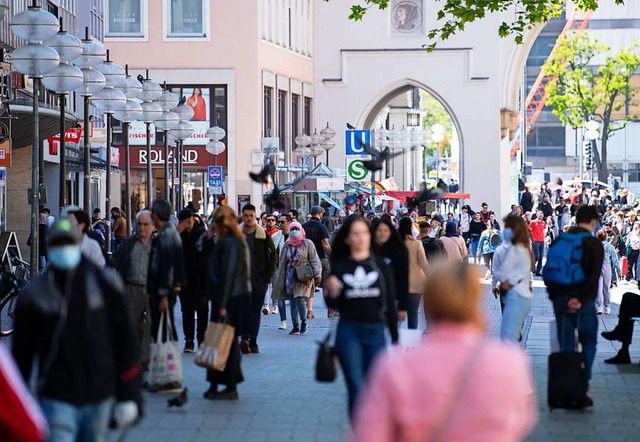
[[279, 219, 288, 223], [266, 218, 276, 222], [291, 227, 300, 232]]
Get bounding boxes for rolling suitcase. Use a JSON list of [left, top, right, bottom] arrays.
[[621, 256, 628, 276], [548, 325, 588, 411]]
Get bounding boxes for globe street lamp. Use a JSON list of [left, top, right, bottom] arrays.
[[320, 123, 336, 165], [0, 1, 8, 20], [43, 19, 83, 213], [114, 69, 142, 233], [156, 85, 180, 200], [138, 71, 163, 207], [10, 1, 60, 275], [171, 100, 194, 211], [93, 53, 125, 252], [206, 125, 226, 209], [309, 129, 324, 167], [75, 27, 106, 211]]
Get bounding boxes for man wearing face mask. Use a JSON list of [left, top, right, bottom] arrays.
[[11, 219, 142, 440]]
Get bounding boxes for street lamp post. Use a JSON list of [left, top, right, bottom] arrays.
[[172, 100, 194, 211], [75, 27, 106, 212], [206, 126, 226, 211], [320, 123, 336, 166], [114, 66, 142, 233], [584, 119, 600, 182], [43, 19, 83, 214], [294, 131, 312, 210], [156, 85, 179, 200], [431, 124, 446, 182], [10, 1, 60, 275], [310, 129, 323, 167], [138, 71, 163, 207], [93, 53, 126, 253]]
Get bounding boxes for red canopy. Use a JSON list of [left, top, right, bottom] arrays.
[[384, 191, 471, 204]]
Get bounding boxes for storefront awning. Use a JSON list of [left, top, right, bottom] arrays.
[[384, 191, 471, 204], [8, 100, 77, 150], [65, 147, 121, 172]]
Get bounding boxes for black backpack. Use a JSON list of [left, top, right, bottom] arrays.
[[489, 231, 502, 247]]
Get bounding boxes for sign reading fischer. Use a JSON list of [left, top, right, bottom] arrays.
[[123, 146, 227, 169]]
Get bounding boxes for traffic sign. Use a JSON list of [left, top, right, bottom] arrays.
[[208, 165, 223, 188], [345, 130, 372, 155], [346, 159, 370, 182]]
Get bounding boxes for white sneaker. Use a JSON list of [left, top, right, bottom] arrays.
[[597, 306, 603, 315], [605, 306, 612, 315], [261, 305, 270, 315], [484, 270, 491, 280], [272, 305, 279, 315], [278, 320, 288, 330]]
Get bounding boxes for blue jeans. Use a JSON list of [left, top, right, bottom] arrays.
[[500, 290, 532, 343], [278, 299, 287, 321], [532, 241, 545, 274], [290, 297, 307, 327], [470, 237, 480, 259], [406, 294, 421, 330], [553, 297, 598, 380], [334, 320, 387, 418], [40, 397, 114, 442]]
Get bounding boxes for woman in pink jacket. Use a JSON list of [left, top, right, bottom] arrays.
[[351, 262, 537, 442]]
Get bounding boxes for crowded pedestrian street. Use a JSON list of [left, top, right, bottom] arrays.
[[107, 278, 640, 442]]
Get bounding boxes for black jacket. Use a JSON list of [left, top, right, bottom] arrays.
[[210, 236, 251, 309], [241, 224, 277, 284], [111, 234, 140, 279], [547, 227, 604, 304], [11, 259, 141, 405], [180, 224, 206, 292], [148, 222, 185, 298], [376, 241, 409, 312]]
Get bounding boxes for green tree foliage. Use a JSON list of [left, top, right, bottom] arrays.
[[329, 0, 623, 50], [543, 32, 640, 181]]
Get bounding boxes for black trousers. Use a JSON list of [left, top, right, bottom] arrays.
[[615, 292, 640, 344], [179, 289, 209, 344], [627, 250, 639, 280], [406, 294, 421, 330], [244, 279, 267, 347], [207, 293, 251, 388], [150, 294, 178, 343]]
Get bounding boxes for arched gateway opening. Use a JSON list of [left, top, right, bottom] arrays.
[[357, 80, 462, 196]]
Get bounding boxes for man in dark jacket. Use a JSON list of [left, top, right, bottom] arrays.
[[148, 199, 185, 381], [546, 205, 603, 406], [111, 209, 154, 368], [303, 205, 332, 318], [12, 219, 142, 440], [240, 204, 277, 354], [177, 209, 208, 352]]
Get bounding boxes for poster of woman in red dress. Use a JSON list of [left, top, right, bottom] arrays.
[[186, 87, 207, 121]]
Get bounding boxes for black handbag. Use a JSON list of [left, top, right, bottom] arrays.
[[315, 332, 337, 383]]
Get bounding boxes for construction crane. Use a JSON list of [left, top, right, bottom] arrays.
[[510, 9, 594, 159]]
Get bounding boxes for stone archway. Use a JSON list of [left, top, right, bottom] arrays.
[[355, 78, 464, 191]]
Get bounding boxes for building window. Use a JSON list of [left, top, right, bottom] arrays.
[[167, 0, 206, 37], [291, 93, 300, 148], [106, 0, 145, 37], [303, 97, 312, 134], [264, 86, 273, 137], [278, 90, 287, 151], [629, 164, 640, 182]]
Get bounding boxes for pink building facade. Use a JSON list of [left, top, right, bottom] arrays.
[[105, 0, 314, 214]]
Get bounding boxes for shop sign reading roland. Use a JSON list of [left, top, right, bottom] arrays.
[[123, 145, 227, 168], [0, 122, 11, 167]]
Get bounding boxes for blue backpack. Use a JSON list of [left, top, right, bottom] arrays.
[[543, 231, 591, 286]]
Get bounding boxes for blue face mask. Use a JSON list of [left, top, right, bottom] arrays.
[[48, 245, 81, 270], [290, 229, 301, 239], [503, 227, 514, 243]]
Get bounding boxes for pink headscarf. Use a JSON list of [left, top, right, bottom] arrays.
[[287, 221, 306, 248]]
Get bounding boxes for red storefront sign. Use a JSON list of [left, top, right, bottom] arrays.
[[47, 128, 83, 155], [121, 145, 228, 169]]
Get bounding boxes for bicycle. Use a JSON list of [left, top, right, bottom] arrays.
[[0, 255, 30, 337]]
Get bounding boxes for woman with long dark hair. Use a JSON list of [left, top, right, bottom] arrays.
[[397, 217, 429, 329], [373, 216, 409, 324], [203, 206, 251, 400], [325, 216, 398, 418], [491, 215, 534, 343], [440, 221, 468, 261]]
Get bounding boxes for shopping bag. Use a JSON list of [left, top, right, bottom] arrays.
[[398, 328, 423, 348], [315, 332, 337, 383], [194, 321, 235, 371], [148, 312, 183, 388]]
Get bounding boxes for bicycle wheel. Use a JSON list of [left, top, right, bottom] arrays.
[[0, 292, 18, 337]]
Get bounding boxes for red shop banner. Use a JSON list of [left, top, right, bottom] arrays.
[[121, 145, 228, 169]]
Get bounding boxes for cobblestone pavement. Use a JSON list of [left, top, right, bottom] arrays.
[[111, 280, 640, 442]]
